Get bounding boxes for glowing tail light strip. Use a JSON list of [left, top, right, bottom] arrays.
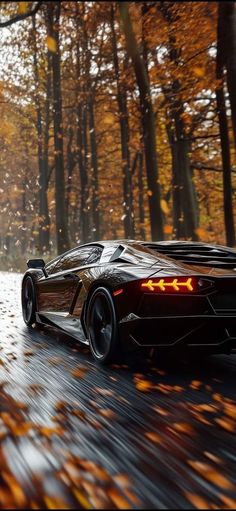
[[141, 278, 193, 292]]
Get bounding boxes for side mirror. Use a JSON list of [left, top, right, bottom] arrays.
[[27, 259, 48, 277]]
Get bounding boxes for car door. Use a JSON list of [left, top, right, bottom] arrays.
[[37, 248, 90, 314]]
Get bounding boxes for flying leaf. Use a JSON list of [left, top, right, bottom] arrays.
[[163, 224, 172, 234], [17, 2, 28, 14], [46, 36, 57, 53], [160, 199, 169, 214], [193, 66, 205, 77]]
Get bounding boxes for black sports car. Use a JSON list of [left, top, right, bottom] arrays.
[[21, 239, 236, 364]]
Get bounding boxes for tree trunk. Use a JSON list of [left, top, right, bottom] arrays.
[[174, 101, 199, 240], [157, 3, 199, 240], [216, 3, 235, 246], [166, 122, 182, 238], [88, 97, 100, 240], [82, 11, 100, 241], [138, 152, 146, 240], [118, 1, 163, 241], [111, 4, 134, 239], [66, 125, 76, 225], [47, 2, 69, 253], [219, 2, 236, 152], [75, 5, 90, 244], [32, 15, 50, 253]]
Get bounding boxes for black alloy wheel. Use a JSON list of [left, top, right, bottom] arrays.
[[22, 276, 36, 326], [86, 287, 121, 364]]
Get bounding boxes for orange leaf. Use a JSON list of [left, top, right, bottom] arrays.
[[145, 431, 162, 443], [172, 422, 195, 435], [193, 66, 205, 78], [160, 199, 169, 214], [46, 36, 57, 53], [224, 403, 236, 420], [135, 379, 153, 392], [163, 224, 172, 234], [108, 488, 132, 509], [17, 2, 28, 15], [44, 496, 69, 509], [188, 460, 233, 489], [2, 472, 27, 507], [190, 380, 202, 390], [185, 491, 211, 509], [99, 408, 116, 419], [215, 417, 235, 433], [38, 426, 64, 438], [71, 367, 87, 378]]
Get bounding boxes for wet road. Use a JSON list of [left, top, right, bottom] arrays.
[[0, 272, 236, 509]]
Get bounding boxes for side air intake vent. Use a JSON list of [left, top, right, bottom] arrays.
[[142, 243, 236, 269]]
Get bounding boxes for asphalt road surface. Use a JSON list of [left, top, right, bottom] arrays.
[[0, 271, 236, 509]]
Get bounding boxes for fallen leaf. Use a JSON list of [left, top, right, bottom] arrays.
[[44, 496, 69, 509], [2, 472, 27, 507], [172, 422, 195, 435], [152, 405, 169, 416], [72, 488, 91, 509], [190, 380, 202, 390], [95, 388, 114, 397], [145, 431, 162, 443], [215, 417, 235, 433], [219, 495, 236, 509], [38, 426, 64, 438], [71, 367, 87, 378], [135, 379, 153, 392], [204, 452, 222, 464], [185, 491, 211, 509], [188, 460, 233, 489], [47, 357, 62, 366], [99, 408, 116, 419], [108, 488, 132, 509], [224, 403, 236, 420], [24, 349, 34, 357], [114, 473, 130, 488]]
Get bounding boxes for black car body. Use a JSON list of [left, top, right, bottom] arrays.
[[21, 240, 236, 363]]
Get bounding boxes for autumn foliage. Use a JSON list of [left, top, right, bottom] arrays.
[[0, 1, 235, 267]]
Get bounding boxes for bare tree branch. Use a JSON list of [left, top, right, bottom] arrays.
[[0, 2, 42, 28]]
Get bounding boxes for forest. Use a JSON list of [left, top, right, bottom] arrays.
[[0, 1, 235, 271]]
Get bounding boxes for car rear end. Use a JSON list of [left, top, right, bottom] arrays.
[[112, 273, 236, 354]]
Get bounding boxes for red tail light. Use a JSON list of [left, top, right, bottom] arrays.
[[141, 277, 194, 292]]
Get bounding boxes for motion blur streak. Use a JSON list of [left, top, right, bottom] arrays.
[[0, 272, 236, 509]]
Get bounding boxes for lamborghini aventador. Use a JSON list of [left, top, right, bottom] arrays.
[[21, 240, 236, 364]]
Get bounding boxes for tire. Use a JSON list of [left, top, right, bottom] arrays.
[[22, 276, 36, 326], [86, 287, 121, 364]]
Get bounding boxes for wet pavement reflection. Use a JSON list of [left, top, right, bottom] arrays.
[[0, 272, 236, 509]]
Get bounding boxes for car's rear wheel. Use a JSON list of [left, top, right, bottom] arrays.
[[22, 276, 36, 326], [86, 287, 121, 364]]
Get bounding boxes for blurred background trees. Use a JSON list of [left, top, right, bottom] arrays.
[[0, 1, 235, 269]]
